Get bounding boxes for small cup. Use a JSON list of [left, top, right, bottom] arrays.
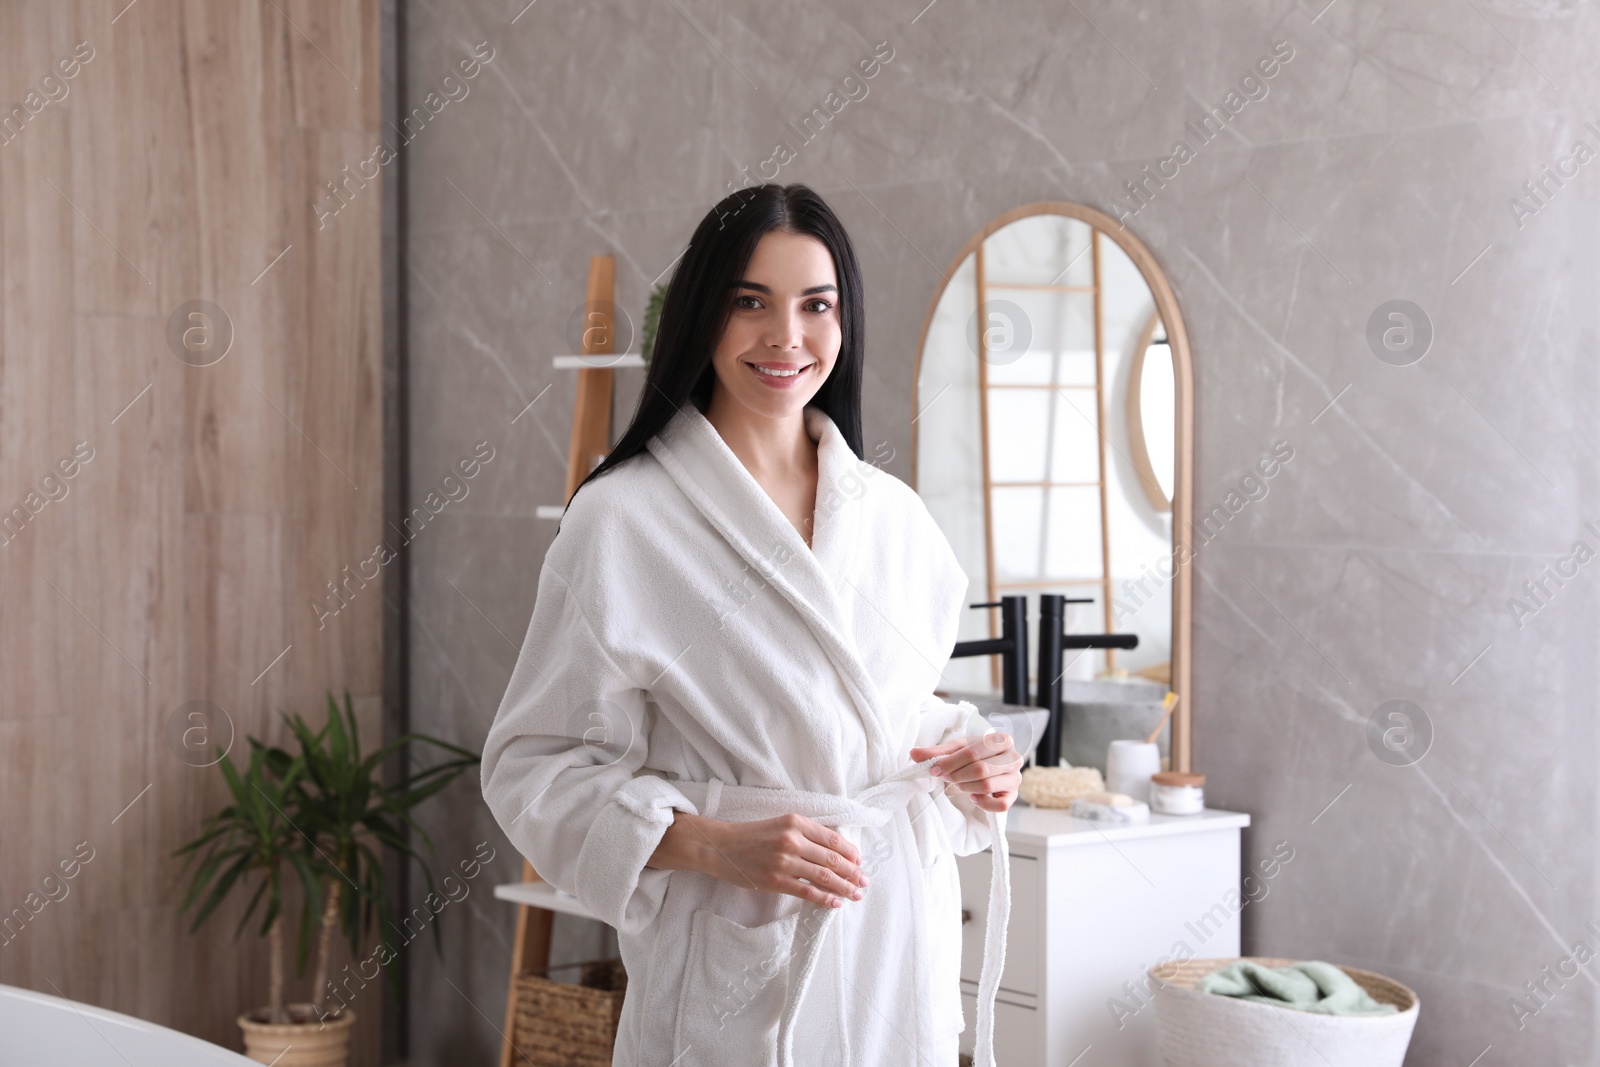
[[1106, 740, 1161, 803]]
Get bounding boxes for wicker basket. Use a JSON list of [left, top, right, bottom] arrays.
[[512, 958, 628, 1067], [1148, 957, 1419, 1067]]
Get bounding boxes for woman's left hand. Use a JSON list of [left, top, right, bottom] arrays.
[[909, 733, 1023, 813]]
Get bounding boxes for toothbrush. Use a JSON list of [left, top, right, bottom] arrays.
[[1144, 691, 1181, 745]]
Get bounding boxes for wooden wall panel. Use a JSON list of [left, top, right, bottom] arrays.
[[71, 0, 191, 315], [64, 312, 185, 920], [183, 0, 289, 517], [283, 124, 385, 701], [0, 2, 385, 1064], [285, 0, 379, 133]]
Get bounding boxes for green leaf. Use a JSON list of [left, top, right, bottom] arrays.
[[176, 687, 481, 1001], [172, 819, 234, 861], [259, 885, 282, 940], [189, 852, 254, 933], [385, 762, 477, 812], [326, 692, 350, 773], [342, 690, 361, 760], [359, 732, 479, 779], [641, 281, 668, 365], [233, 876, 271, 941], [178, 846, 238, 916], [215, 747, 248, 804], [287, 850, 322, 973]]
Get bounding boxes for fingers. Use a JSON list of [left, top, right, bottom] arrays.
[[947, 773, 1019, 801], [961, 762, 1022, 812], [790, 817, 867, 890], [908, 740, 966, 762], [786, 876, 851, 909], [968, 789, 1017, 813], [792, 835, 868, 893], [771, 815, 867, 908], [786, 856, 864, 907], [913, 734, 1015, 780], [793, 815, 862, 868], [931, 732, 1011, 769], [932, 733, 1023, 790]]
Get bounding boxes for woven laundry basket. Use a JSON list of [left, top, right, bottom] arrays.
[[512, 957, 628, 1067], [1148, 957, 1419, 1067]]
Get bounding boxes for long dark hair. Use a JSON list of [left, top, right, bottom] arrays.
[[567, 183, 865, 510]]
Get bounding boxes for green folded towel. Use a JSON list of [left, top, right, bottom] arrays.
[[1196, 960, 1399, 1016]]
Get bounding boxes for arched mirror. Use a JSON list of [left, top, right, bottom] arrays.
[[913, 202, 1195, 770]]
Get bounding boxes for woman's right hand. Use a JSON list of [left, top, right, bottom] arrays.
[[649, 811, 869, 908]]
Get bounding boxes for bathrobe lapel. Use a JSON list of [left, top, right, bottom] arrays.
[[646, 403, 892, 773]]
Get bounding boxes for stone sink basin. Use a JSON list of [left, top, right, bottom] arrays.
[[1056, 677, 1172, 771]]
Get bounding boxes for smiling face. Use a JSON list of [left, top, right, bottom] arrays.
[[706, 229, 841, 421]]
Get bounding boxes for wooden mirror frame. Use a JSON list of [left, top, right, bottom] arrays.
[[1127, 308, 1174, 514], [909, 201, 1196, 771]]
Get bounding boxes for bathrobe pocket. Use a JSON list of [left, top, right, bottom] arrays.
[[672, 906, 801, 1062]]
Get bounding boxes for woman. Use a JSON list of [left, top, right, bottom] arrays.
[[480, 183, 1022, 1067]]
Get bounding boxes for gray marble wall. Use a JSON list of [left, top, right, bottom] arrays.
[[400, 0, 1600, 1063]]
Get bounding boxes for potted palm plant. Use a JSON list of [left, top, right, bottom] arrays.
[[176, 691, 479, 1066]]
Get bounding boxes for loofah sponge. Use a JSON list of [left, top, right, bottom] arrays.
[[1019, 764, 1107, 809]]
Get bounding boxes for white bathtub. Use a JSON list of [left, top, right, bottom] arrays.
[[0, 983, 257, 1066]]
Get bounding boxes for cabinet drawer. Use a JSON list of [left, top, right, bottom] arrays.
[[956, 851, 1038, 997], [959, 990, 1038, 1063]]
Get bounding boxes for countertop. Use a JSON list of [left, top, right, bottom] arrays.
[[1001, 805, 1250, 847]]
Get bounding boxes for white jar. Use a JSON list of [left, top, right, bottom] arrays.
[[1150, 772, 1205, 815]]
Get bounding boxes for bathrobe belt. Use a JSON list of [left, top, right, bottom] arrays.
[[671, 758, 1011, 1067]]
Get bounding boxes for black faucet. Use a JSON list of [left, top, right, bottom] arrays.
[[1034, 593, 1140, 769], [949, 595, 1030, 705]]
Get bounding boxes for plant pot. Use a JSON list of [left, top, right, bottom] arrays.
[[237, 1004, 356, 1067]]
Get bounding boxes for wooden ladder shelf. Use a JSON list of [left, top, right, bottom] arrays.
[[496, 254, 640, 1067]]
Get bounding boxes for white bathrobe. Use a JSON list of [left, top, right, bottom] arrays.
[[481, 402, 1011, 1067]]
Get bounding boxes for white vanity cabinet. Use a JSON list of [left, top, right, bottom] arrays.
[[956, 808, 1250, 1067]]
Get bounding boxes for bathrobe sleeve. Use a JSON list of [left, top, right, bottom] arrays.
[[915, 694, 998, 857], [480, 560, 696, 936], [900, 485, 1001, 857]]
